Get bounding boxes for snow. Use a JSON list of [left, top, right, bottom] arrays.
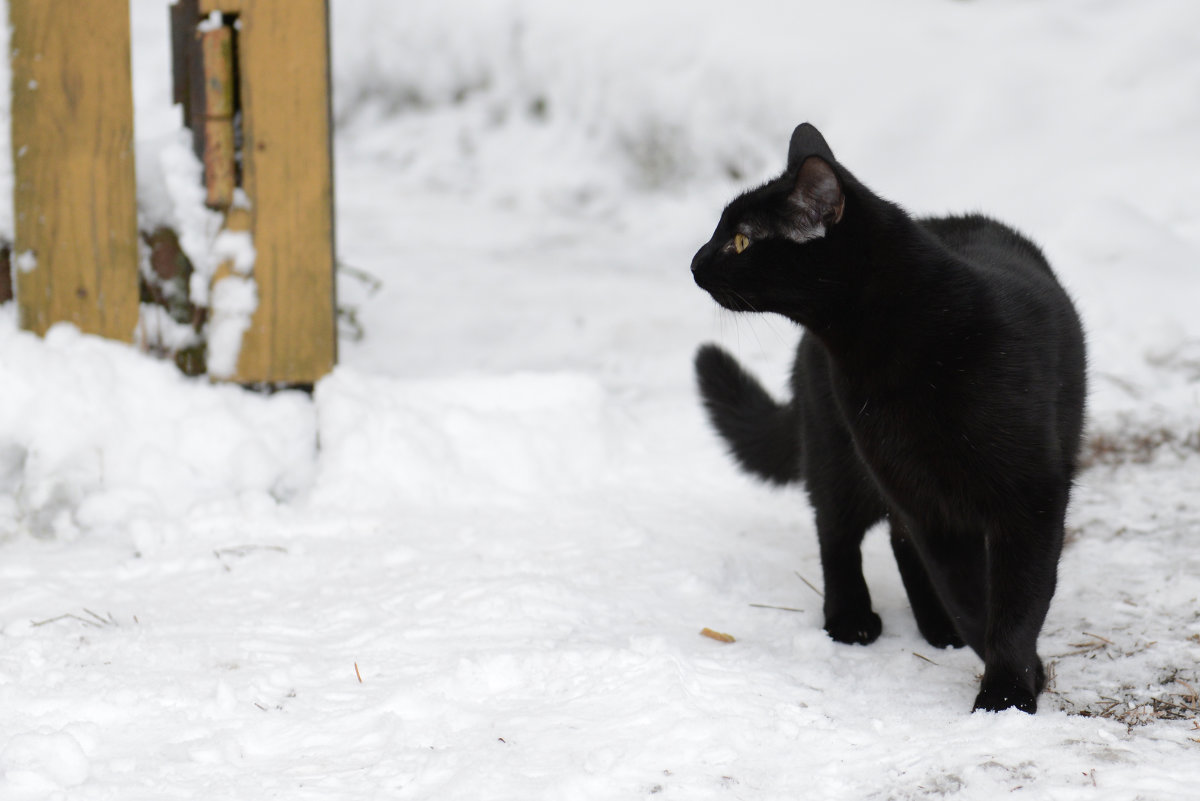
[[151, 130, 259, 375], [205, 274, 257, 379], [13, 250, 34, 274], [2, 0, 1200, 798]]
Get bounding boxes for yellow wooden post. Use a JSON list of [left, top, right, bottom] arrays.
[[9, 0, 140, 340], [232, 0, 337, 384], [169, 0, 336, 383]]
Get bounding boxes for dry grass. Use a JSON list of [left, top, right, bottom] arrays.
[[32, 609, 119, 628], [1047, 633, 1200, 732], [1072, 683, 1200, 730], [1081, 426, 1200, 469]]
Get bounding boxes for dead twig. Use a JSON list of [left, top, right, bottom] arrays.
[[1054, 631, 1115, 658], [84, 608, 116, 626], [213, 544, 288, 559], [1079, 689, 1200, 729], [795, 571, 824, 599], [31, 610, 118, 629], [749, 603, 804, 613], [1175, 679, 1199, 710], [32, 613, 100, 628], [214, 544, 289, 571], [700, 628, 736, 643]]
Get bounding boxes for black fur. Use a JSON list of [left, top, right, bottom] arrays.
[[691, 123, 1086, 713], [695, 344, 802, 486]]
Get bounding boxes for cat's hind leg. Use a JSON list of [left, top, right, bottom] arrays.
[[889, 521, 965, 649], [972, 512, 1064, 714]]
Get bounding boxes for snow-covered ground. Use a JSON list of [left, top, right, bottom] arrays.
[[2, 0, 1200, 798]]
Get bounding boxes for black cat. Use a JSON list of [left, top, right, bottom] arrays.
[[691, 123, 1086, 713]]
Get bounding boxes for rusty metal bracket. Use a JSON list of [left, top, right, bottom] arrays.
[[170, 0, 241, 210]]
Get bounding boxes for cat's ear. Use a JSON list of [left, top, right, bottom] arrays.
[[787, 123, 836, 171], [790, 156, 845, 226]]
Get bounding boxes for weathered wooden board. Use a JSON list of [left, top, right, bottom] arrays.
[[232, 0, 336, 383], [10, 0, 140, 340], [199, 0, 242, 13]]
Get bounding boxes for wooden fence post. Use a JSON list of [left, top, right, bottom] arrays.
[[9, 0, 140, 340], [235, 0, 337, 384], [173, 0, 337, 384]]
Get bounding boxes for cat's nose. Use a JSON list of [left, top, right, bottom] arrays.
[[691, 249, 713, 289]]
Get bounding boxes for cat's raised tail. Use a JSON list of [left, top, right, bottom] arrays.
[[694, 344, 802, 485]]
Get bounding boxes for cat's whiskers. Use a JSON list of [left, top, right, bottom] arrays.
[[718, 308, 753, 355], [729, 289, 760, 314], [739, 309, 790, 356], [710, 290, 792, 354]]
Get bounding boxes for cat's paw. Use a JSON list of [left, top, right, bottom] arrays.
[[974, 657, 1044, 713], [823, 611, 882, 645], [918, 625, 965, 650], [972, 683, 1038, 714]]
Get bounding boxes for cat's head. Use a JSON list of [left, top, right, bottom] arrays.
[[691, 123, 847, 316]]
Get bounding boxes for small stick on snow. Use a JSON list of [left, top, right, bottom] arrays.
[[749, 603, 805, 613], [1176, 679, 1199, 709], [700, 628, 736, 643], [83, 609, 115, 626], [355, 662, 363, 683], [32, 613, 101, 628], [913, 652, 939, 666], [795, 571, 824, 598]]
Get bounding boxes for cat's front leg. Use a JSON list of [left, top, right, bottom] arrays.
[[802, 388, 888, 646], [814, 507, 883, 645]]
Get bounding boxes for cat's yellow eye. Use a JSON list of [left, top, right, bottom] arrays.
[[734, 233, 749, 254]]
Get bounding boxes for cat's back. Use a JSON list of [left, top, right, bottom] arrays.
[[917, 214, 1054, 284], [916, 212, 1080, 338], [914, 212, 1086, 471]]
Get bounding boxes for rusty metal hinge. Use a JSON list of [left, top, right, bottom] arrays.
[[170, 0, 241, 210]]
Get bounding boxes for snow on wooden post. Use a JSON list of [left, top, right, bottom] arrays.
[[172, 0, 337, 385], [8, 0, 141, 341]]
